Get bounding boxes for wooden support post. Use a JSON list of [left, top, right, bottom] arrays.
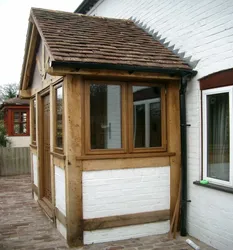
[[63, 75, 83, 246], [167, 80, 181, 219]]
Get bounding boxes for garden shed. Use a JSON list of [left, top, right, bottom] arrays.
[[19, 8, 196, 246]]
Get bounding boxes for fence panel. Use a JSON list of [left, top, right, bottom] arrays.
[[0, 147, 31, 176]]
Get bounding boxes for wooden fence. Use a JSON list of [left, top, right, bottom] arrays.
[[0, 147, 31, 176]]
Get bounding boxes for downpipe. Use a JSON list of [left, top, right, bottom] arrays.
[[180, 75, 191, 236]]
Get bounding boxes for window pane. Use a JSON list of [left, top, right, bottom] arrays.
[[14, 124, 20, 134], [133, 86, 161, 148], [33, 99, 36, 141], [14, 112, 20, 123], [207, 93, 229, 181], [90, 84, 122, 149], [150, 102, 161, 147], [56, 86, 63, 148], [134, 104, 145, 147]]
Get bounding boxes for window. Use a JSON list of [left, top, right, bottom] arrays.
[[12, 110, 29, 136], [202, 86, 233, 186], [88, 82, 123, 152], [85, 81, 166, 154], [55, 85, 63, 149], [32, 99, 37, 143], [132, 86, 162, 148]]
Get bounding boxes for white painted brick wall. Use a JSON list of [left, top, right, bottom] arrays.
[[32, 154, 38, 187], [55, 166, 66, 216], [87, 1, 233, 249], [83, 167, 170, 219], [84, 221, 169, 244]]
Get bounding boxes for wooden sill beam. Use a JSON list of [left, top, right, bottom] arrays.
[[84, 209, 170, 231]]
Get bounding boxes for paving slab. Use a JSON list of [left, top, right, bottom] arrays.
[[0, 175, 215, 250]]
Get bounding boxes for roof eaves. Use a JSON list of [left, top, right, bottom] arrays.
[[51, 60, 197, 77]]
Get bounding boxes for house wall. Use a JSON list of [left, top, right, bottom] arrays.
[[8, 136, 30, 147], [88, 0, 233, 249], [83, 166, 170, 244]]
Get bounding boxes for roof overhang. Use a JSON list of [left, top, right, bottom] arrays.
[[49, 60, 197, 78]]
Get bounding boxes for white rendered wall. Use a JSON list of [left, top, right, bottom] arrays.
[[32, 154, 38, 187], [87, 1, 233, 249], [83, 166, 170, 243], [7, 136, 30, 147], [55, 166, 66, 216]]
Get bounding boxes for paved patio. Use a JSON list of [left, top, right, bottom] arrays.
[[0, 175, 215, 250]]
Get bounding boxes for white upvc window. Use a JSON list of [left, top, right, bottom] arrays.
[[202, 86, 233, 187]]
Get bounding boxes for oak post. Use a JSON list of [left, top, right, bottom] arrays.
[[167, 80, 181, 219], [64, 75, 83, 246]]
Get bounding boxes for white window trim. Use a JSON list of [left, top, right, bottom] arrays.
[[202, 86, 233, 187], [133, 98, 160, 147]]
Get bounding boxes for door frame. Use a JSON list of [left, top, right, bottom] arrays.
[[37, 87, 55, 218]]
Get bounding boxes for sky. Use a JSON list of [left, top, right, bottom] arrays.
[[0, 0, 83, 86]]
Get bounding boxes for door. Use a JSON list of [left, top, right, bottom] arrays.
[[42, 93, 52, 204]]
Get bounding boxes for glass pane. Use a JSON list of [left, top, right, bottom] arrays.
[[14, 112, 20, 122], [33, 99, 36, 141], [90, 84, 122, 149], [14, 124, 20, 134], [56, 86, 63, 148], [150, 102, 161, 147], [134, 104, 145, 147], [133, 86, 161, 148], [21, 112, 27, 122], [207, 93, 229, 181]]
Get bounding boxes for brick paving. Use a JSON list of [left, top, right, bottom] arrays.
[[0, 175, 215, 250]]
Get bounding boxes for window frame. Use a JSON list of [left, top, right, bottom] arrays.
[[84, 80, 127, 155], [10, 109, 30, 136], [128, 82, 167, 153], [202, 86, 233, 187], [31, 98, 37, 144], [53, 82, 64, 153]]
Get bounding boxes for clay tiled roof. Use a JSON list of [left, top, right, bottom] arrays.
[[0, 97, 29, 110], [31, 8, 192, 72]]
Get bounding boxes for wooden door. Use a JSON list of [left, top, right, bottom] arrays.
[[42, 94, 52, 203]]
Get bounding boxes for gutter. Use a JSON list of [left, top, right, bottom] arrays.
[[51, 60, 197, 77]]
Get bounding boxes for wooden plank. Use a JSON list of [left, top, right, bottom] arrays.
[[78, 152, 175, 161], [64, 75, 83, 246], [84, 209, 170, 231], [46, 67, 180, 81], [166, 81, 181, 219], [55, 207, 67, 226], [83, 156, 170, 171], [19, 89, 31, 99]]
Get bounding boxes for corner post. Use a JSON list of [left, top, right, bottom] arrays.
[[63, 75, 83, 246]]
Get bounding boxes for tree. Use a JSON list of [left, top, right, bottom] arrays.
[[0, 121, 10, 147], [0, 83, 19, 103]]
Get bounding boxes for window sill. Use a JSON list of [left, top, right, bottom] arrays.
[[193, 181, 233, 194]]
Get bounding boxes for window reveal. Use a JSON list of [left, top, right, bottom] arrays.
[[33, 99, 36, 142]]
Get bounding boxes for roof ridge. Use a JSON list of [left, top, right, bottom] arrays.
[[31, 7, 132, 23], [130, 17, 200, 69]]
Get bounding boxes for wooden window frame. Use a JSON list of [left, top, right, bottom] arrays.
[[84, 80, 167, 155], [31, 98, 37, 144], [128, 82, 167, 153], [84, 80, 127, 155], [10, 109, 30, 136], [202, 86, 233, 187], [53, 82, 64, 153]]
